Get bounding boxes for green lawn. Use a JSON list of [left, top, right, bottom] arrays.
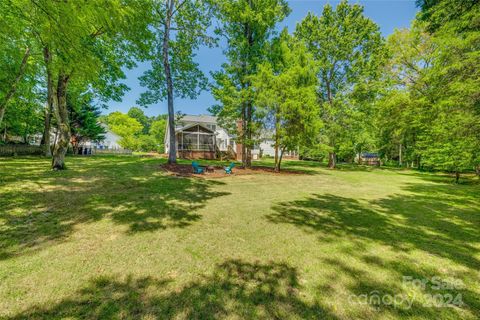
[[0, 156, 479, 319]]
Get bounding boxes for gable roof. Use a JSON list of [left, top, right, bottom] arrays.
[[175, 122, 215, 133], [178, 114, 217, 124]]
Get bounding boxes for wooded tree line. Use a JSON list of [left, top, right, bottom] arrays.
[[0, 0, 478, 179]]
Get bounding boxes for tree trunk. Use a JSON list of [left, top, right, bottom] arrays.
[[164, 0, 176, 164], [398, 142, 403, 167], [242, 7, 254, 169], [325, 78, 337, 170], [0, 47, 30, 128], [276, 146, 286, 172], [475, 165, 480, 177], [246, 102, 252, 168], [241, 104, 247, 168], [274, 112, 281, 172], [42, 47, 53, 157], [455, 170, 460, 184], [328, 152, 336, 169], [51, 74, 70, 170]]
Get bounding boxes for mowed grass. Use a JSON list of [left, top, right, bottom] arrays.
[[0, 155, 479, 319]]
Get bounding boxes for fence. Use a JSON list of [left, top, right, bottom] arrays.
[[0, 145, 44, 156], [0, 145, 132, 157]]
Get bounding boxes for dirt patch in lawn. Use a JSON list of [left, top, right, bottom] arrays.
[[160, 163, 306, 178]]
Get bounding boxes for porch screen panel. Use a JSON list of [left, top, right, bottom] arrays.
[[199, 134, 214, 151], [182, 133, 197, 150]]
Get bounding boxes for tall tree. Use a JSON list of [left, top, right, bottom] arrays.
[[67, 89, 106, 154], [210, 0, 290, 168], [0, 1, 34, 129], [375, 24, 436, 167], [5, 0, 151, 169], [414, 0, 480, 180], [138, 0, 214, 164], [295, 0, 383, 168], [252, 30, 320, 171]]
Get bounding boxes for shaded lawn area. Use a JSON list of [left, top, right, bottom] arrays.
[[0, 155, 479, 319]]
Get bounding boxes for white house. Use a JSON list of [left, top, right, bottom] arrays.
[[164, 114, 298, 160], [91, 124, 122, 150], [165, 114, 235, 159]]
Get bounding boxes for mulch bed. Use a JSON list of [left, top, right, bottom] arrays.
[[160, 163, 305, 178]]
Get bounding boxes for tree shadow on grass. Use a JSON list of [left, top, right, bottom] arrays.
[[397, 170, 480, 185], [268, 186, 480, 268], [7, 260, 331, 319], [267, 185, 480, 317], [0, 157, 230, 260], [318, 257, 477, 319]]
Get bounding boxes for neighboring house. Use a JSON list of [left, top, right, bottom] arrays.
[[165, 114, 299, 160], [90, 124, 122, 150], [251, 130, 299, 160], [356, 152, 380, 166]]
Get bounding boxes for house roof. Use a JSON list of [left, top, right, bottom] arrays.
[[361, 152, 379, 158], [178, 114, 217, 124], [175, 122, 215, 133]]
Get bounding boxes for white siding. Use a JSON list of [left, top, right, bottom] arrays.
[[259, 140, 275, 157], [165, 117, 235, 153]]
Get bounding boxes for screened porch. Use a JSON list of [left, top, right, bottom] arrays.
[[176, 124, 216, 152]]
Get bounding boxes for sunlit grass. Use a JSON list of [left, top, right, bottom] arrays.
[[0, 155, 479, 319]]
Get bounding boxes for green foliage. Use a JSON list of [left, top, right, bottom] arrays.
[[128, 107, 151, 134], [138, 0, 214, 105], [136, 135, 159, 153], [210, 0, 290, 164], [252, 30, 320, 168], [416, 0, 478, 33], [67, 88, 106, 150], [104, 110, 166, 152], [149, 118, 167, 153], [419, 110, 479, 173], [374, 1, 480, 179], [104, 112, 142, 149], [1, 0, 154, 168], [2, 95, 43, 144], [295, 0, 384, 166]]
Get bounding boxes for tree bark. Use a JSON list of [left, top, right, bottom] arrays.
[[164, 0, 176, 164], [51, 74, 70, 170], [455, 170, 460, 184], [398, 142, 403, 167], [246, 102, 252, 168], [325, 78, 337, 169], [0, 47, 30, 128], [276, 146, 286, 172], [241, 103, 247, 168], [242, 4, 254, 168], [42, 47, 53, 157], [328, 152, 336, 169], [274, 112, 280, 172]]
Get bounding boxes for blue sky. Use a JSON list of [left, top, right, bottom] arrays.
[[104, 0, 418, 117]]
